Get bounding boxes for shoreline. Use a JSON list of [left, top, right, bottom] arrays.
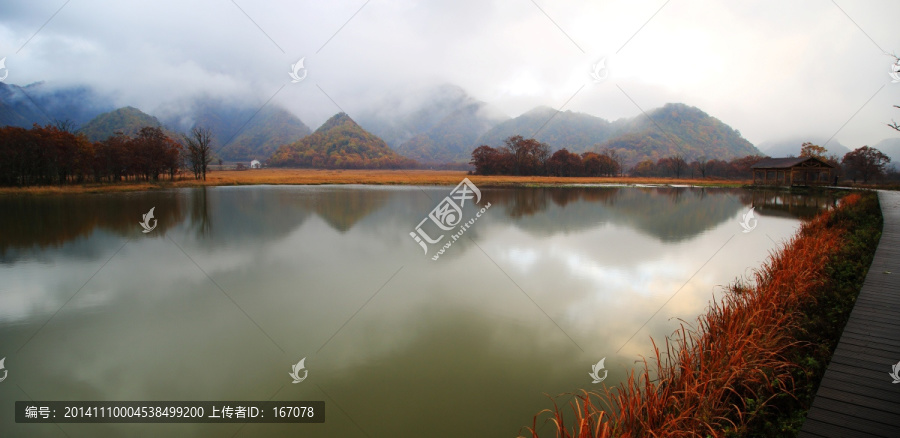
[[0, 169, 758, 195], [525, 191, 884, 437], [1, 168, 884, 196]]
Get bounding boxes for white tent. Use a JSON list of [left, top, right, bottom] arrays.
[[250, 160, 261, 169]]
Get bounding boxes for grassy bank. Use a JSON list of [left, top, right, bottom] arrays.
[[0, 169, 749, 195], [524, 191, 883, 437]]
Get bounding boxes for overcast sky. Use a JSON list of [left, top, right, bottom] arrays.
[[2, 0, 899, 148]]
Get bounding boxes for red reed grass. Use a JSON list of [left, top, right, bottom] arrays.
[[524, 194, 863, 438]]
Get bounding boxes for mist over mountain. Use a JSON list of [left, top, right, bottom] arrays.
[[158, 97, 311, 162], [395, 101, 508, 164], [2, 80, 762, 167], [872, 138, 900, 169], [0, 82, 114, 129], [476, 106, 618, 154], [354, 84, 508, 162], [757, 137, 851, 158]]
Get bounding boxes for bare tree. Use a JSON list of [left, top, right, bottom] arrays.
[[53, 119, 76, 133], [695, 157, 710, 178], [670, 154, 688, 178], [184, 126, 213, 180], [889, 105, 900, 132]]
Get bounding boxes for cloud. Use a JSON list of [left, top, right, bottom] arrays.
[[1, 0, 898, 145]]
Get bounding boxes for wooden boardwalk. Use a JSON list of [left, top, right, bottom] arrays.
[[799, 190, 900, 438]]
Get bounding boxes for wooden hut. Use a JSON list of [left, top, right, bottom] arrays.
[[751, 157, 836, 186]]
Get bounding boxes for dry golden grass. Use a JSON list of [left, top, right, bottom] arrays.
[[0, 169, 749, 195], [523, 194, 864, 438]]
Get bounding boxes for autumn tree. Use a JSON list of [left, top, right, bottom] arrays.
[[502, 135, 550, 176], [581, 152, 601, 176], [842, 146, 891, 183], [599, 149, 621, 176], [630, 159, 658, 177], [470, 145, 513, 175], [730, 155, 766, 177], [799, 142, 827, 159], [0, 124, 183, 186], [547, 149, 582, 176]]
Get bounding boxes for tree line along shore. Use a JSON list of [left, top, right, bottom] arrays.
[[0, 123, 896, 192]]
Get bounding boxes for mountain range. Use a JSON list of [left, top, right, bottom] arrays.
[[0, 82, 310, 162], [7, 80, 897, 169]]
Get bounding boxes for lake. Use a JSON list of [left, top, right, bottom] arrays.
[[0, 185, 838, 437]]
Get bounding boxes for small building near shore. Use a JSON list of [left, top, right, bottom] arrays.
[[250, 160, 261, 169], [751, 156, 836, 186]]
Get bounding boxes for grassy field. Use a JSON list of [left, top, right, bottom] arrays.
[[0, 168, 750, 195]]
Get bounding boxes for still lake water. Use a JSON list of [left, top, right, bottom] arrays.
[[0, 185, 837, 437]]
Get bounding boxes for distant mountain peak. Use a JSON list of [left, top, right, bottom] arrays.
[[78, 106, 169, 141], [523, 105, 557, 116], [269, 112, 415, 169], [316, 112, 356, 132]]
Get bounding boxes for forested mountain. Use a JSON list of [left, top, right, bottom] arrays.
[[597, 103, 760, 165], [476, 106, 618, 154], [160, 98, 311, 162], [475, 103, 760, 167], [78, 107, 172, 141], [268, 113, 416, 168]]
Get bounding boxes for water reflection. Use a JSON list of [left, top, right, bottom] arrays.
[[1, 186, 841, 260], [0, 185, 841, 437], [743, 188, 840, 219]]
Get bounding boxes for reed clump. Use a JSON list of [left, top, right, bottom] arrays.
[[525, 192, 880, 438]]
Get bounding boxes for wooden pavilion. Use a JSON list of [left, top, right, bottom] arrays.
[[751, 156, 836, 186]]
